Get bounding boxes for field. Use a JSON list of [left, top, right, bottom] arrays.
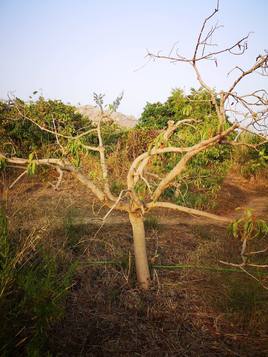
[[2, 170, 268, 356]]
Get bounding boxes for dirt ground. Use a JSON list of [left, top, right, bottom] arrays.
[[2, 170, 268, 356]]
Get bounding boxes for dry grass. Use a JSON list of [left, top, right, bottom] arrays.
[[2, 171, 268, 356]]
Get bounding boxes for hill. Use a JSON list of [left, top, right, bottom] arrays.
[[77, 105, 137, 128]]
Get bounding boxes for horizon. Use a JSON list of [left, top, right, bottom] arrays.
[[1, 0, 267, 118]]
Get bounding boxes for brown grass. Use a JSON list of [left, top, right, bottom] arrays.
[[2, 170, 268, 356]]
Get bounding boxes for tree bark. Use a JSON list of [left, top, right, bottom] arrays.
[[129, 212, 150, 289]]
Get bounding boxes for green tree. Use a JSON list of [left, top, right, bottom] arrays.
[[138, 100, 175, 129], [138, 88, 215, 129], [0, 96, 91, 157]]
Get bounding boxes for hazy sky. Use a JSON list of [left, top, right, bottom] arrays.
[[0, 0, 267, 117]]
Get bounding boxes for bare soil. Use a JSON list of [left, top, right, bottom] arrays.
[[2, 170, 268, 356]]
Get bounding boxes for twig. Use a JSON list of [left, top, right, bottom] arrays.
[[54, 167, 63, 190], [240, 266, 268, 290], [102, 189, 129, 221], [9, 170, 27, 189]]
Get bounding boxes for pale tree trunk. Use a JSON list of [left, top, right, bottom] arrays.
[[128, 212, 150, 289]]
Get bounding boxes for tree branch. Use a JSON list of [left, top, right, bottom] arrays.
[[127, 119, 198, 191], [151, 124, 238, 201], [0, 153, 116, 207], [224, 55, 268, 102], [193, 0, 219, 62], [147, 201, 231, 223], [96, 113, 118, 202]]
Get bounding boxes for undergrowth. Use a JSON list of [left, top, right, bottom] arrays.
[[0, 208, 77, 356]]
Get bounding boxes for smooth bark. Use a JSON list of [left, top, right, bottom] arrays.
[[129, 212, 150, 289]]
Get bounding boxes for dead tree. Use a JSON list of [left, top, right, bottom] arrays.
[[1, 2, 267, 289]]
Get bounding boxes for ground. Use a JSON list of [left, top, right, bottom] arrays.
[[2, 169, 268, 356]]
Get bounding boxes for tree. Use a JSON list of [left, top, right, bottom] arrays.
[[138, 88, 218, 129], [138, 100, 175, 129], [0, 96, 93, 157], [1, 2, 267, 289]]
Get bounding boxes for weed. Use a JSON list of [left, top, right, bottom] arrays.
[[110, 180, 124, 196], [64, 208, 82, 252], [227, 280, 265, 314], [217, 276, 268, 332], [144, 215, 159, 230], [0, 208, 77, 356]]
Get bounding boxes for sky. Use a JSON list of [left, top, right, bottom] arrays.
[[0, 0, 267, 117]]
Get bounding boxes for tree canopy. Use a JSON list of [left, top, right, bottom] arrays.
[[138, 88, 219, 129]]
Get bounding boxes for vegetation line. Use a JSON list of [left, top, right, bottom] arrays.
[[152, 264, 268, 274], [84, 260, 268, 275], [84, 260, 118, 265]]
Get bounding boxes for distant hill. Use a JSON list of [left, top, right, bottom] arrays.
[[77, 105, 137, 128]]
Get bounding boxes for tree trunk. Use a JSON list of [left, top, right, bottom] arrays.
[[129, 212, 150, 290]]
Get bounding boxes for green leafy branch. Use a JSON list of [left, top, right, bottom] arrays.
[[27, 153, 37, 176], [220, 208, 268, 289]]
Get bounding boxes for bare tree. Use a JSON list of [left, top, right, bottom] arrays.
[[1, 2, 267, 289]]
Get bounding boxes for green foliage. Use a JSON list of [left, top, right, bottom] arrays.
[[174, 151, 230, 210], [137, 88, 232, 209], [0, 156, 7, 171], [233, 132, 268, 178], [138, 88, 215, 129], [67, 139, 84, 167], [137, 101, 175, 129], [0, 96, 91, 157], [108, 92, 124, 112], [0, 209, 77, 356], [93, 92, 124, 113], [99, 122, 127, 153], [110, 180, 125, 196], [240, 147, 268, 178], [1, 90, 232, 212], [93, 93, 105, 112], [229, 208, 268, 242], [27, 152, 38, 175], [82, 122, 127, 156]]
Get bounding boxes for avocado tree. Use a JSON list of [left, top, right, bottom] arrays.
[[1, 3, 267, 289]]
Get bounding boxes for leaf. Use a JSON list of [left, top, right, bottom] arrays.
[[232, 221, 239, 239], [27, 152, 37, 175], [0, 157, 7, 170]]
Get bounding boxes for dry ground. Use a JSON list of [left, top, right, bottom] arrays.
[[2, 169, 268, 356]]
